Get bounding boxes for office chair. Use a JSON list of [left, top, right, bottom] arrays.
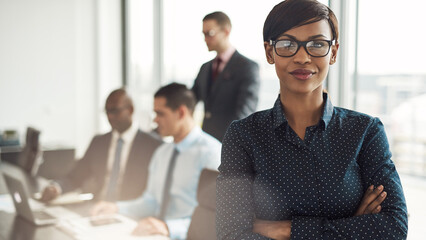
[[17, 127, 41, 176], [187, 168, 219, 240]]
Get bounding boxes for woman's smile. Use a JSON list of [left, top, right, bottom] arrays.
[[289, 69, 315, 80]]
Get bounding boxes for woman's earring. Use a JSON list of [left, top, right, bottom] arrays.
[[268, 59, 274, 64]]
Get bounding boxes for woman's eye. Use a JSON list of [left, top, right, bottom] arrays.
[[311, 41, 326, 48]]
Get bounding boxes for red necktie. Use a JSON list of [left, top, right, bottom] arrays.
[[212, 57, 222, 80]]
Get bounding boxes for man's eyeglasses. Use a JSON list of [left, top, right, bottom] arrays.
[[269, 39, 335, 57], [105, 106, 129, 115], [202, 29, 218, 38]]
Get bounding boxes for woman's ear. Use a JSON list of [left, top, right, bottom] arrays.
[[329, 42, 339, 65], [264, 41, 275, 64]]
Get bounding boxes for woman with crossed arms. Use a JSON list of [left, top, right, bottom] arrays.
[[216, 0, 408, 239]]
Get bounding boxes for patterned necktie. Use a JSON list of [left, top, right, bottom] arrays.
[[105, 137, 124, 201], [158, 148, 179, 220]]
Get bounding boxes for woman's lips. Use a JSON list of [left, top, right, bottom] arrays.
[[290, 69, 314, 80]]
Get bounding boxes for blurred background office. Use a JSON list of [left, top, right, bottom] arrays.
[[1, 0, 426, 239]]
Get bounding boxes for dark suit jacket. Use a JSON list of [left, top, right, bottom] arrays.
[[58, 130, 162, 201], [192, 50, 260, 141]]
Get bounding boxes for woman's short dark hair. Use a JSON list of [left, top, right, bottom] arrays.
[[154, 83, 196, 114], [263, 0, 339, 43]]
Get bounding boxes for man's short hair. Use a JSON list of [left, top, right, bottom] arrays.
[[154, 83, 196, 114], [203, 11, 232, 28]]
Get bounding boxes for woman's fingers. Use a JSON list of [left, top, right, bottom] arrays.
[[354, 185, 386, 216], [364, 190, 386, 214]]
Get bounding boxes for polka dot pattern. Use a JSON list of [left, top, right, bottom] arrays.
[[216, 94, 408, 239]]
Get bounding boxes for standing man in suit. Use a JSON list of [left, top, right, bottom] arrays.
[[91, 83, 221, 239], [41, 89, 162, 202], [192, 11, 260, 142]]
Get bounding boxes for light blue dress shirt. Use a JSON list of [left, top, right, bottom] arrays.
[[117, 126, 221, 239]]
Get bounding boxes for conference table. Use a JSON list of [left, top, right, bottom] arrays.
[[0, 161, 169, 240]]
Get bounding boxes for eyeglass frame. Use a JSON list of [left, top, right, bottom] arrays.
[[105, 106, 130, 115], [269, 39, 335, 58], [202, 26, 227, 38], [203, 29, 217, 38]]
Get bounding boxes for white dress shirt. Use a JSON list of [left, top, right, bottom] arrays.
[[100, 122, 139, 199], [117, 126, 221, 239]]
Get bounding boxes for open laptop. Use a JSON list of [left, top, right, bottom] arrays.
[[3, 173, 80, 225], [2, 173, 148, 239]]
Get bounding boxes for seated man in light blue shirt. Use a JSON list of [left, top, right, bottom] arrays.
[[91, 83, 221, 239]]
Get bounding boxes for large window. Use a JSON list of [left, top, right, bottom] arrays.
[[355, 0, 426, 177], [353, 1, 426, 238], [126, 0, 156, 131]]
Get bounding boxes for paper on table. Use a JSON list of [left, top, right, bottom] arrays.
[[0, 193, 15, 213], [33, 191, 93, 206], [49, 192, 93, 205], [56, 214, 170, 240]]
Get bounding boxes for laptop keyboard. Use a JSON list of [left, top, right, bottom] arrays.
[[33, 210, 56, 220]]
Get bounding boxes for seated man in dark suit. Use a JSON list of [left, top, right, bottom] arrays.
[[41, 89, 162, 202]]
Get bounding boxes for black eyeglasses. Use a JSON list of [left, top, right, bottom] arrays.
[[105, 106, 129, 115], [269, 39, 335, 57]]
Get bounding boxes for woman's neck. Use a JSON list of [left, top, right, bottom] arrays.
[[280, 90, 324, 140]]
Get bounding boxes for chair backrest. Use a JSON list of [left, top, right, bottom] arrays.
[[187, 168, 219, 240], [17, 127, 41, 175]]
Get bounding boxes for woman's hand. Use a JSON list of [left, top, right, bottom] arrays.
[[253, 219, 291, 240], [354, 185, 387, 216]]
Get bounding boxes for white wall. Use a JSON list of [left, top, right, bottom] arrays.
[[0, 0, 122, 157]]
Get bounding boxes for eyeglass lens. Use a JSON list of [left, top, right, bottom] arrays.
[[106, 107, 127, 115], [275, 40, 331, 57]]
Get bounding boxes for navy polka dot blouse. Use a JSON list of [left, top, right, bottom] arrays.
[[216, 93, 408, 239]]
